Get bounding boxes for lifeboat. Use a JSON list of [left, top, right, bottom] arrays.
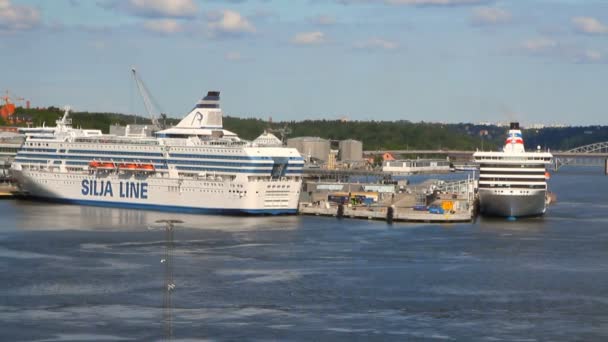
[[118, 162, 155, 172], [99, 162, 116, 169], [138, 163, 155, 171], [118, 163, 138, 170], [89, 161, 116, 169]]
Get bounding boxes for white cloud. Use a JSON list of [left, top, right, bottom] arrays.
[[386, 0, 484, 4], [142, 19, 183, 34], [518, 38, 606, 64], [354, 38, 399, 50], [577, 49, 604, 63], [225, 51, 243, 61], [311, 15, 336, 26], [338, 0, 487, 6], [291, 31, 326, 45], [522, 38, 557, 53], [572, 16, 608, 35], [89, 40, 108, 50], [471, 7, 511, 26], [101, 0, 198, 19], [0, 0, 40, 33], [207, 10, 256, 36]]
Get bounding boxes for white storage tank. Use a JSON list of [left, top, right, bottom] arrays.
[[287, 137, 331, 162], [339, 139, 363, 161]]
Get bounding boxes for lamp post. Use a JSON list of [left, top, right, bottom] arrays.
[[155, 219, 184, 342]]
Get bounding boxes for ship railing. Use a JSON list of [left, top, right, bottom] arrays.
[[162, 138, 249, 148], [73, 137, 159, 145], [432, 178, 476, 194]]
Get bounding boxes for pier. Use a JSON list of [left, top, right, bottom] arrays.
[[303, 168, 388, 181], [0, 183, 17, 199], [298, 203, 473, 223], [299, 177, 476, 223]]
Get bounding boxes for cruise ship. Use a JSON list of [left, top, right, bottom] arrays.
[[473, 122, 553, 217], [10, 92, 304, 214]]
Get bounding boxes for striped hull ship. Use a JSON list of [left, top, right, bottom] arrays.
[[473, 122, 553, 218], [11, 92, 303, 215]]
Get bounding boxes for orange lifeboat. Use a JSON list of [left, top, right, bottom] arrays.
[[89, 161, 102, 168], [138, 163, 155, 171], [118, 163, 137, 169], [545, 171, 551, 180], [99, 162, 116, 169]]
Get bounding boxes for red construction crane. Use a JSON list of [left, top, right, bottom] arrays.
[[0, 90, 16, 122]]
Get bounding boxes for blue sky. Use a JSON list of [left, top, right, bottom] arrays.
[[2, 0, 608, 125]]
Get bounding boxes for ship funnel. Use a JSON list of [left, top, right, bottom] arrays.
[[174, 90, 223, 129], [194, 91, 220, 109]]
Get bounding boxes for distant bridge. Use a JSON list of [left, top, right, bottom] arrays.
[[552, 142, 608, 171], [365, 142, 608, 171], [364, 148, 608, 159]]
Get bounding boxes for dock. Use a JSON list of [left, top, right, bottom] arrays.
[[298, 175, 476, 223], [299, 203, 473, 223], [0, 183, 17, 199]]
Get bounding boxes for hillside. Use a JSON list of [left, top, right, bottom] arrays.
[[6, 107, 608, 152]]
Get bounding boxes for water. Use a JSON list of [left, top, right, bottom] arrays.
[[1, 167, 608, 341]]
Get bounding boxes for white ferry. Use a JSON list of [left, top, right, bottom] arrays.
[[473, 122, 553, 217], [10, 92, 303, 215]]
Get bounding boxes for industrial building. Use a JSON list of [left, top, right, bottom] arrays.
[[338, 139, 363, 161], [287, 137, 331, 162]]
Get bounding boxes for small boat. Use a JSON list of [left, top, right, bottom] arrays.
[[117, 162, 155, 172], [138, 163, 155, 171], [118, 163, 138, 170], [99, 162, 116, 169], [89, 161, 116, 169]]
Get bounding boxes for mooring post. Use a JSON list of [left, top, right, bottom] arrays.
[[553, 158, 559, 172]]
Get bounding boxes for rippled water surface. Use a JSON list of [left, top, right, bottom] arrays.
[[1, 167, 607, 341]]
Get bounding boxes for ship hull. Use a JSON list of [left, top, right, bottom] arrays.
[[478, 189, 547, 217], [12, 169, 300, 215]]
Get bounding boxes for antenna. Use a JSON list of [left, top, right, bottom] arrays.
[[131, 68, 165, 129], [266, 124, 291, 145]]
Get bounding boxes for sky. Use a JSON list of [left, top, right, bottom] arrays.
[[1, 0, 608, 125]]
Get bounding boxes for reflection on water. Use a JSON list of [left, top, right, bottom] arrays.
[[1, 166, 608, 341], [4, 200, 302, 231]]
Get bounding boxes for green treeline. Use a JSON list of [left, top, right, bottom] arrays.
[[13, 107, 155, 132], [7, 107, 608, 151], [223, 117, 480, 150]]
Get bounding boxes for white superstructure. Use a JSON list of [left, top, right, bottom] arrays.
[[382, 159, 451, 174], [11, 92, 303, 215], [473, 122, 552, 217]]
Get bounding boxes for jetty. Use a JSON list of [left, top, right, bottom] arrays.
[[0, 183, 17, 199], [298, 177, 476, 223], [298, 203, 473, 223]]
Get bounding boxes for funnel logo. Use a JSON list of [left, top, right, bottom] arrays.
[[506, 132, 523, 144]]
